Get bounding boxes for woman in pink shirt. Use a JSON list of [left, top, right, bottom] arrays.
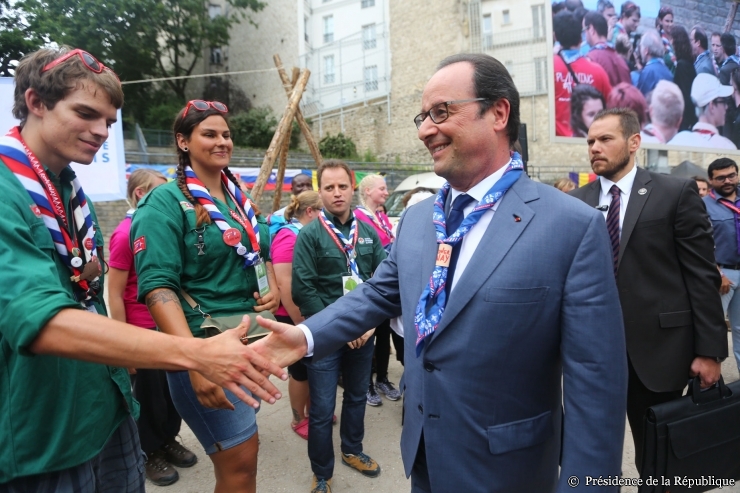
[[271, 191, 323, 439], [108, 169, 197, 486], [354, 174, 402, 406]]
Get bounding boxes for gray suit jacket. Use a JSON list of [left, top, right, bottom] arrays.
[[305, 174, 628, 492]]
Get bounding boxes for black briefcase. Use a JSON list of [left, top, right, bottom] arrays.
[[638, 376, 740, 492]]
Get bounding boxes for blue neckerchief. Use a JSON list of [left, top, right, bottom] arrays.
[[561, 49, 582, 64], [413, 152, 524, 356]]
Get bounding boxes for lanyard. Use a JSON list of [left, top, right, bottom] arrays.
[[224, 185, 260, 253], [355, 205, 395, 240], [319, 209, 359, 276]]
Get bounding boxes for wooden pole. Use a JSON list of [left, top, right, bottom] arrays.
[[272, 70, 300, 212], [252, 69, 310, 201], [725, 1, 739, 33], [273, 54, 323, 167]]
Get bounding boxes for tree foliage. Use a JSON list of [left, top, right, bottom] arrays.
[[319, 133, 358, 159], [0, 0, 43, 76], [230, 107, 277, 148], [18, 0, 265, 125]]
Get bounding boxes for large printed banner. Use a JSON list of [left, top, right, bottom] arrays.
[[0, 77, 127, 201], [549, 0, 740, 154]]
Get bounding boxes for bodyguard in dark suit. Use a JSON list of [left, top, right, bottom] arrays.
[[253, 54, 628, 492], [571, 108, 728, 471]]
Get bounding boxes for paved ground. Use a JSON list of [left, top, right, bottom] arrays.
[[147, 334, 740, 493]]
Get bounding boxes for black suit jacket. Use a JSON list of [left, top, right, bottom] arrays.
[[571, 167, 727, 392]]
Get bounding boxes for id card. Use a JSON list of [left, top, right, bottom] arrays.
[[342, 274, 363, 295], [254, 260, 270, 297]]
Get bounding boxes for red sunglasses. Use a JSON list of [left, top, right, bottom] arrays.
[[41, 49, 119, 81], [184, 100, 228, 116]]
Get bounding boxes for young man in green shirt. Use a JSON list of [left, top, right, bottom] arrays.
[[0, 47, 286, 491], [291, 160, 386, 493]]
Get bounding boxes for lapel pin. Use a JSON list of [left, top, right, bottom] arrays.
[[638, 188, 647, 195], [513, 214, 521, 222]]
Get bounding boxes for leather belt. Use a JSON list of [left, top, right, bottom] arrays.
[[718, 263, 740, 270]]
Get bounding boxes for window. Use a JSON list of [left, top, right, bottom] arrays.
[[482, 14, 492, 49], [304, 16, 309, 42], [210, 47, 222, 65], [361, 0, 375, 8], [364, 65, 378, 91], [502, 10, 510, 25], [534, 57, 547, 93], [323, 15, 334, 43], [208, 3, 221, 19], [362, 24, 377, 49], [324, 55, 335, 84], [532, 5, 546, 39]]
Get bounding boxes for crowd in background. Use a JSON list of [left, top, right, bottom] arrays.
[[553, 0, 740, 150]]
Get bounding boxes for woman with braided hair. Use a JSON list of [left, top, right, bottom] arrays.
[[131, 100, 278, 493]]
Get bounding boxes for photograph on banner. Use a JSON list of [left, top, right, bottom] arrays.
[[550, 0, 740, 153], [0, 77, 127, 201]]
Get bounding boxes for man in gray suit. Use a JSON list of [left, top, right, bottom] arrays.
[[252, 53, 628, 492]]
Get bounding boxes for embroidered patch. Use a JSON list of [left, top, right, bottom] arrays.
[[133, 236, 147, 254], [180, 201, 195, 211], [358, 237, 365, 244], [29, 204, 41, 218], [364, 238, 373, 244]]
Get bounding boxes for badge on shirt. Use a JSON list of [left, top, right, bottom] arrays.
[[133, 236, 147, 255], [342, 274, 363, 295], [180, 201, 195, 211], [254, 258, 270, 298], [29, 204, 42, 218]]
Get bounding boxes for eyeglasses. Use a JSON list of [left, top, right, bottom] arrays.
[[41, 49, 119, 81], [184, 100, 228, 116], [413, 98, 489, 129], [712, 172, 738, 182]]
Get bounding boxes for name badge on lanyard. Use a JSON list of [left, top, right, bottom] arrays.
[[342, 273, 363, 295], [253, 257, 270, 297]]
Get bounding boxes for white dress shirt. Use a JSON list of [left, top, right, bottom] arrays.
[[300, 160, 512, 356], [597, 164, 637, 234]]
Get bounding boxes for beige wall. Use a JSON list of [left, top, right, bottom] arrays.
[[226, 0, 300, 115]]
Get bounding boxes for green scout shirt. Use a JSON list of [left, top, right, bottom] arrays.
[[292, 210, 387, 318], [132, 180, 271, 338], [0, 161, 137, 483]]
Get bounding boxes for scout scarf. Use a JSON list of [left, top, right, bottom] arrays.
[[710, 189, 740, 255], [184, 167, 261, 267], [319, 209, 360, 277], [0, 126, 100, 303], [414, 152, 524, 356], [355, 204, 395, 241]]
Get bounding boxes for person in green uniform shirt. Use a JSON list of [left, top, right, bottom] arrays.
[[0, 47, 286, 492], [131, 100, 279, 493], [291, 159, 386, 493]]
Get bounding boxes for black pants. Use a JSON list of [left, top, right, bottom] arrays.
[[130, 369, 182, 455], [371, 319, 392, 382], [626, 357, 683, 472], [411, 433, 431, 493]]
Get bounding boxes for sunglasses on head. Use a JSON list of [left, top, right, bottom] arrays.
[[41, 49, 119, 81], [184, 100, 228, 116]]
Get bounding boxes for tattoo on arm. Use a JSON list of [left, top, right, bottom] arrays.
[[145, 288, 182, 309], [292, 407, 302, 423]]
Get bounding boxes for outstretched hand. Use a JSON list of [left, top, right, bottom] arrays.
[[249, 315, 309, 369], [194, 325, 288, 408]]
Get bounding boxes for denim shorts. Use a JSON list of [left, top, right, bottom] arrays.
[[166, 371, 257, 455]]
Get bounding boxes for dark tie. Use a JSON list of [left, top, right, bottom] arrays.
[[446, 193, 476, 295], [606, 185, 621, 276]]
